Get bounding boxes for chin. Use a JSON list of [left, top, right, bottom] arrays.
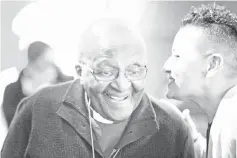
[[107, 103, 134, 121], [166, 89, 180, 100], [166, 93, 175, 100], [166, 91, 192, 103]]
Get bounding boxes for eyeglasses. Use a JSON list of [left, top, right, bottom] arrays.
[[92, 65, 147, 81], [77, 62, 148, 82]]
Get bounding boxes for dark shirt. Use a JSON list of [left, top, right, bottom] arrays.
[[2, 71, 26, 127], [1, 68, 73, 127], [206, 123, 212, 158]]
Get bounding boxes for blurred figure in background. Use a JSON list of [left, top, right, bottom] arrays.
[[0, 67, 19, 150], [163, 3, 237, 158], [2, 41, 73, 127]]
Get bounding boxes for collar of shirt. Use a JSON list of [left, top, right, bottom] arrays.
[[209, 85, 237, 158], [84, 91, 114, 124]]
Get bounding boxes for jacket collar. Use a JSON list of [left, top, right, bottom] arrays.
[[57, 79, 159, 156]]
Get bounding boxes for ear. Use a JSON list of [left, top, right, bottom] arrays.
[[75, 60, 87, 76], [75, 64, 86, 85], [206, 53, 223, 78]]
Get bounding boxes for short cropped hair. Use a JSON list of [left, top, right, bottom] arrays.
[[181, 3, 237, 75], [27, 41, 51, 63]]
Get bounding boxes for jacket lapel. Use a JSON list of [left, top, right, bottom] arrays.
[[56, 79, 103, 156], [57, 79, 159, 156], [116, 94, 159, 149]]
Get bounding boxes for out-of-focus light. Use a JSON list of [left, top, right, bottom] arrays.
[[12, 0, 147, 76], [107, 0, 146, 26]]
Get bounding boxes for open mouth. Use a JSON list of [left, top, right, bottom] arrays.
[[105, 93, 129, 101]]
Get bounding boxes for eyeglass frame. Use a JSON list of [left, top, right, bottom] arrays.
[[76, 61, 148, 82]]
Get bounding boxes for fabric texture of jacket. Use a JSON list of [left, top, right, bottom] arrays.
[[1, 79, 195, 158]]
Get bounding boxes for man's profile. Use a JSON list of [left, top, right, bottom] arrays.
[[163, 3, 237, 158]]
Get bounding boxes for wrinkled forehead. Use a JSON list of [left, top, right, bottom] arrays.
[[79, 19, 147, 63]]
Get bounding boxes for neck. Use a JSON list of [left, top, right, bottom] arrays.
[[190, 96, 219, 123], [190, 83, 236, 123]]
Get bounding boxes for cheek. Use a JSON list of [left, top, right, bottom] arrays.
[[131, 80, 145, 92], [172, 68, 186, 87], [175, 63, 204, 89], [82, 74, 110, 93], [172, 61, 194, 86], [91, 82, 110, 93]]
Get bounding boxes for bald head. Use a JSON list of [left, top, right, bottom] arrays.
[[78, 19, 146, 62]]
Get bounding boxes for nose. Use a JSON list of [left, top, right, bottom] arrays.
[[110, 71, 131, 92], [163, 57, 172, 74]]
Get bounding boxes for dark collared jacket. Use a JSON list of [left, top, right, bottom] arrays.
[[1, 79, 195, 158]]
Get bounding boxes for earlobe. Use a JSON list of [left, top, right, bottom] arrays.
[[75, 65, 82, 76], [75, 65, 86, 85], [206, 54, 223, 78]]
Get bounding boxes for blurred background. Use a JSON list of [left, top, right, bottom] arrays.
[[2, 0, 237, 143]]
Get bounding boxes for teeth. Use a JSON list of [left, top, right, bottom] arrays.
[[106, 94, 128, 101]]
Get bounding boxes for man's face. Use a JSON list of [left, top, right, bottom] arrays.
[[163, 26, 207, 101], [79, 23, 147, 121]]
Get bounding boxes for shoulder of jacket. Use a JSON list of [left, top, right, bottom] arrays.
[[149, 96, 188, 130]]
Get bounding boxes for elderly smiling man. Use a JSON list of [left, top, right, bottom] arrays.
[[1, 19, 195, 158]]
